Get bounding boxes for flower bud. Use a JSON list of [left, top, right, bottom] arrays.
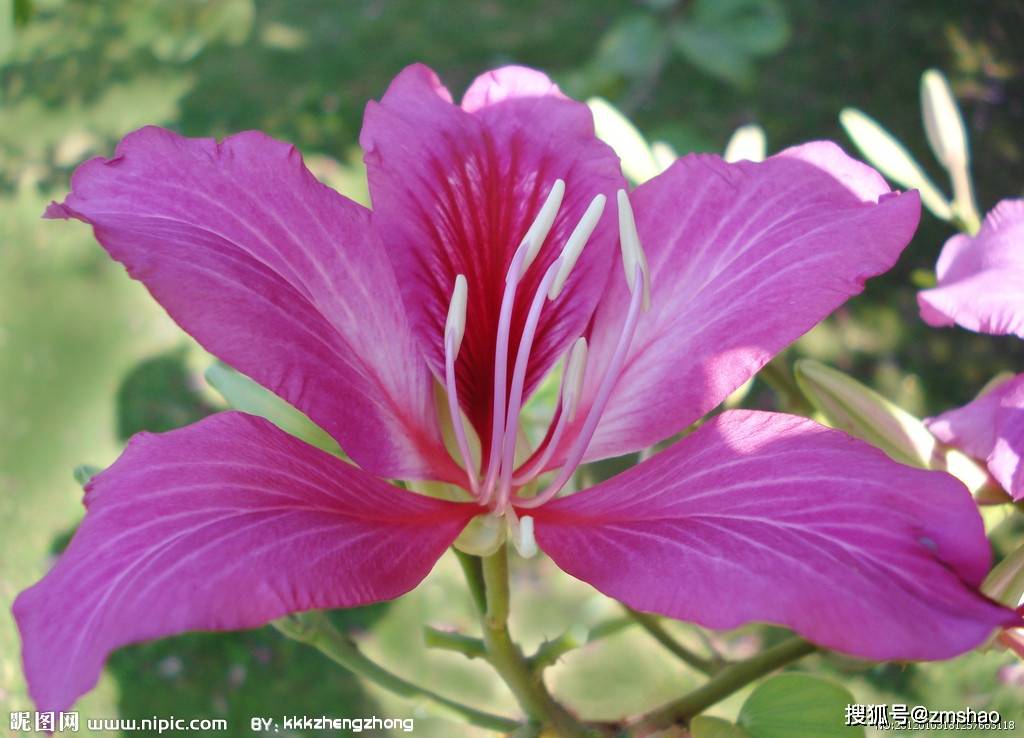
[[921, 69, 969, 172], [794, 359, 937, 468], [724, 124, 766, 163]]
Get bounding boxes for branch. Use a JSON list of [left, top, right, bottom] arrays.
[[628, 637, 817, 735], [625, 608, 719, 675], [423, 626, 488, 661]]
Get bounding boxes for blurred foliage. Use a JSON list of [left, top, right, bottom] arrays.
[[115, 348, 217, 440], [3, 0, 1024, 735]]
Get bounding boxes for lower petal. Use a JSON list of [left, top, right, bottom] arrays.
[[13, 412, 475, 713], [531, 410, 1017, 661]]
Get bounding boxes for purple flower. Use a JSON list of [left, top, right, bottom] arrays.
[[928, 374, 1024, 501], [18, 64, 1017, 714], [918, 199, 1024, 337]]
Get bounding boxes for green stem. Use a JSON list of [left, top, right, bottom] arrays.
[[455, 547, 488, 614], [625, 608, 718, 675], [273, 612, 519, 734], [478, 546, 589, 737], [629, 637, 816, 735], [529, 616, 635, 673], [423, 625, 488, 661]]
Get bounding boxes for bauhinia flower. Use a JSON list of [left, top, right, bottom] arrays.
[[18, 64, 1018, 715], [918, 199, 1024, 337], [927, 374, 1024, 501]]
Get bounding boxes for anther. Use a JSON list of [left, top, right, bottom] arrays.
[[548, 194, 606, 300], [444, 274, 479, 495], [562, 336, 588, 421], [445, 274, 468, 352], [616, 189, 651, 311], [517, 179, 566, 275]]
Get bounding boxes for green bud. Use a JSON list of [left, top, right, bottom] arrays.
[[795, 359, 936, 468], [795, 360, 993, 498], [587, 97, 661, 184], [921, 69, 969, 172], [839, 107, 952, 221], [983, 542, 1024, 609], [723, 124, 766, 163], [204, 361, 343, 457]]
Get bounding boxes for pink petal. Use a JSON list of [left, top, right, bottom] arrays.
[[45, 126, 457, 483], [360, 64, 625, 450], [918, 199, 1024, 337], [13, 412, 475, 713], [558, 142, 920, 463], [531, 410, 1016, 660], [927, 374, 1024, 500]]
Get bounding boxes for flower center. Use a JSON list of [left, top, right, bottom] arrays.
[[442, 181, 651, 519]]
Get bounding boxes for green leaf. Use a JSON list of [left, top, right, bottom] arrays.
[[691, 715, 752, 738], [738, 673, 863, 738], [116, 348, 218, 439], [673, 0, 789, 87], [692, 0, 789, 56], [204, 361, 343, 458], [839, 108, 952, 221], [592, 14, 667, 79]]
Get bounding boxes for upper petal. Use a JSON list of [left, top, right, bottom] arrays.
[[928, 373, 1024, 500], [918, 199, 1024, 337], [560, 141, 920, 463], [531, 410, 1016, 661], [360, 64, 626, 449], [45, 126, 458, 482], [13, 412, 476, 713]]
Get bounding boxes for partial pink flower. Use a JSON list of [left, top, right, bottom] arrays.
[[918, 199, 1024, 337], [927, 374, 1024, 501], [20, 63, 1016, 714]]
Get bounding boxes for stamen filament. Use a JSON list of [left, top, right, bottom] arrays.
[[514, 265, 645, 509], [481, 243, 527, 505], [482, 180, 565, 504], [496, 263, 560, 507]]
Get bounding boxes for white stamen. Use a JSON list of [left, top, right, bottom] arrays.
[[445, 274, 468, 355], [616, 189, 651, 311], [548, 194, 606, 300], [562, 337, 588, 422], [518, 179, 566, 274]]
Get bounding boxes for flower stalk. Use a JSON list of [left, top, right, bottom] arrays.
[[477, 546, 590, 737], [272, 611, 519, 733]]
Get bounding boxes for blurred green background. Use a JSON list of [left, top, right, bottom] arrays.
[[2, 1, 1023, 736]]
